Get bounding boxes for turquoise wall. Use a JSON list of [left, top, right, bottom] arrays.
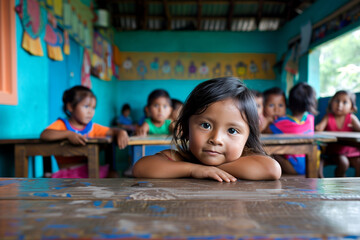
[[113, 31, 281, 121], [0, 1, 116, 176]]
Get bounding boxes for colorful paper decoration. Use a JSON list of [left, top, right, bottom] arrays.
[[81, 49, 92, 88], [63, 30, 70, 55], [44, 12, 63, 61], [91, 31, 112, 81], [16, 0, 47, 56]]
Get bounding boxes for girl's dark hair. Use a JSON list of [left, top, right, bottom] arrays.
[[251, 90, 263, 99], [173, 77, 265, 159], [171, 98, 183, 109], [289, 82, 318, 115], [122, 103, 131, 113], [62, 85, 96, 118], [327, 90, 358, 113], [263, 87, 286, 106], [147, 89, 171, 107]]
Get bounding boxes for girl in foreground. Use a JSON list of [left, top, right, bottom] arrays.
[[133, 77, 281, 182]]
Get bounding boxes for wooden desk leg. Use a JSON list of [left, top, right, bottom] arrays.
[[87, 145, 99, 178], [306, 144, 318, 178], [14, 145, 28, 177]]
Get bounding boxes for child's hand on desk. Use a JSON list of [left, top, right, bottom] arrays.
[[67, 131, 87, 145], [116, 129, 129, 149], [135, 123, 149, 136], [190, 165, 237, 182]]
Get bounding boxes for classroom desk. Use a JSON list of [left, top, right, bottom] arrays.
[[0, 138, 113, 178], [129, 134, 336, 178], [315, 131, 360, 147], [1, 177, 360, 239]]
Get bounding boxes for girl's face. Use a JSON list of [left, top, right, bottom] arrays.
[[331, 93, 353, 116], [255, 96, 264, 117], [147, 97, 172, 124], [188, 98, 250, 166], [68, 96, 96, 128], [264, 94, 286, 119]]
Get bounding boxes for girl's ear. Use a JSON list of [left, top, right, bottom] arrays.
[[145, 106, 150, 116], [66, 103, 73, 113]]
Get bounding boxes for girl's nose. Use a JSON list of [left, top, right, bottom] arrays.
[[208, 131, 223, 145]]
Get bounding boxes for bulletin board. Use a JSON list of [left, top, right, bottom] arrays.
[[117, 52, 276, 80]]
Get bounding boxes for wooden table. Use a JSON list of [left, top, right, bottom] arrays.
[[315, 131, 360, 147], [129, 134, 336, 178], [1, 177, 360, 239], [0, 138, 113, 178]]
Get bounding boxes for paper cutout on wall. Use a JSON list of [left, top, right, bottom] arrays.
[[50, 0, 93, 50], [112, 45, 121, 80], [63, 30, 70, 55], [117, 52, 276, 80], [44, 12, 63, 61], [91, 32, 112, 81], [82, 49, 92, 88], [16, 0, 47, 56]]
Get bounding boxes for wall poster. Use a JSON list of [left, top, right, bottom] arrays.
[[117, 52, 276, 80]]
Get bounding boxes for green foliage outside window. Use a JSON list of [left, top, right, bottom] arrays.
[[319, 29, 360, 97]]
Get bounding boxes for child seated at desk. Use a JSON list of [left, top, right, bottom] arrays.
[[315, 90, 360, 177], [40, 85, 129, 178], [117, 103, 136, 135], [262, 87, 287, 132], [170, 98, 184, 121], [136, 89, 173, 136], [263, 83, 318, 175], [133, 77, 281, 182], [251, 90, 266, 132]]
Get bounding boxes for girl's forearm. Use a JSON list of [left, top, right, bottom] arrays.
[[133, 155, 193, 178], [217, 155, 281, 180], [40, 129, 71, 141]]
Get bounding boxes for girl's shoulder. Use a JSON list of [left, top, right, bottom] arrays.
[[159, 149, 185, 162]]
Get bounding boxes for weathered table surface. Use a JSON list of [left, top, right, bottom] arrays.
[[1, 177, 360, 239]]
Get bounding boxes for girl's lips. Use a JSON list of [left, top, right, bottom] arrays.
[[203, 150, 221, 155]]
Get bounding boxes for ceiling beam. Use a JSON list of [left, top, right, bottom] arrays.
[[197, 0, 202, 30], [226, 0, 234, 30], [163, 0, 171, 30], [256, 0, 263, 29]]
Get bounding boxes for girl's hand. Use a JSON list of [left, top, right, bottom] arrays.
[[117, 129, 129, 149], [190, 165, 237, 182], [135, 123, 149, 136], [67, 131, 87, 145]]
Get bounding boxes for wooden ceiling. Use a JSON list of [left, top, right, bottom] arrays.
[[96, 0, 316, 31]]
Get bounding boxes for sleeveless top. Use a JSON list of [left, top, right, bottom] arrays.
[[325, 113, 360, 157]]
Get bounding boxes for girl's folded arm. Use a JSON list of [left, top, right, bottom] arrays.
[[132, 151, 193, 179], [132, 150, 237, 182], [40, 129, 72, 141], [217, 154, 282, 180]]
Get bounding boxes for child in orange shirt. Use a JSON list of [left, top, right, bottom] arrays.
[[40, 85, 129, 178]]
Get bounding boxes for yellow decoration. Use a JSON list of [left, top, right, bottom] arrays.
[[47, 45, 63, 61], [22, 32, 43, 56]]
